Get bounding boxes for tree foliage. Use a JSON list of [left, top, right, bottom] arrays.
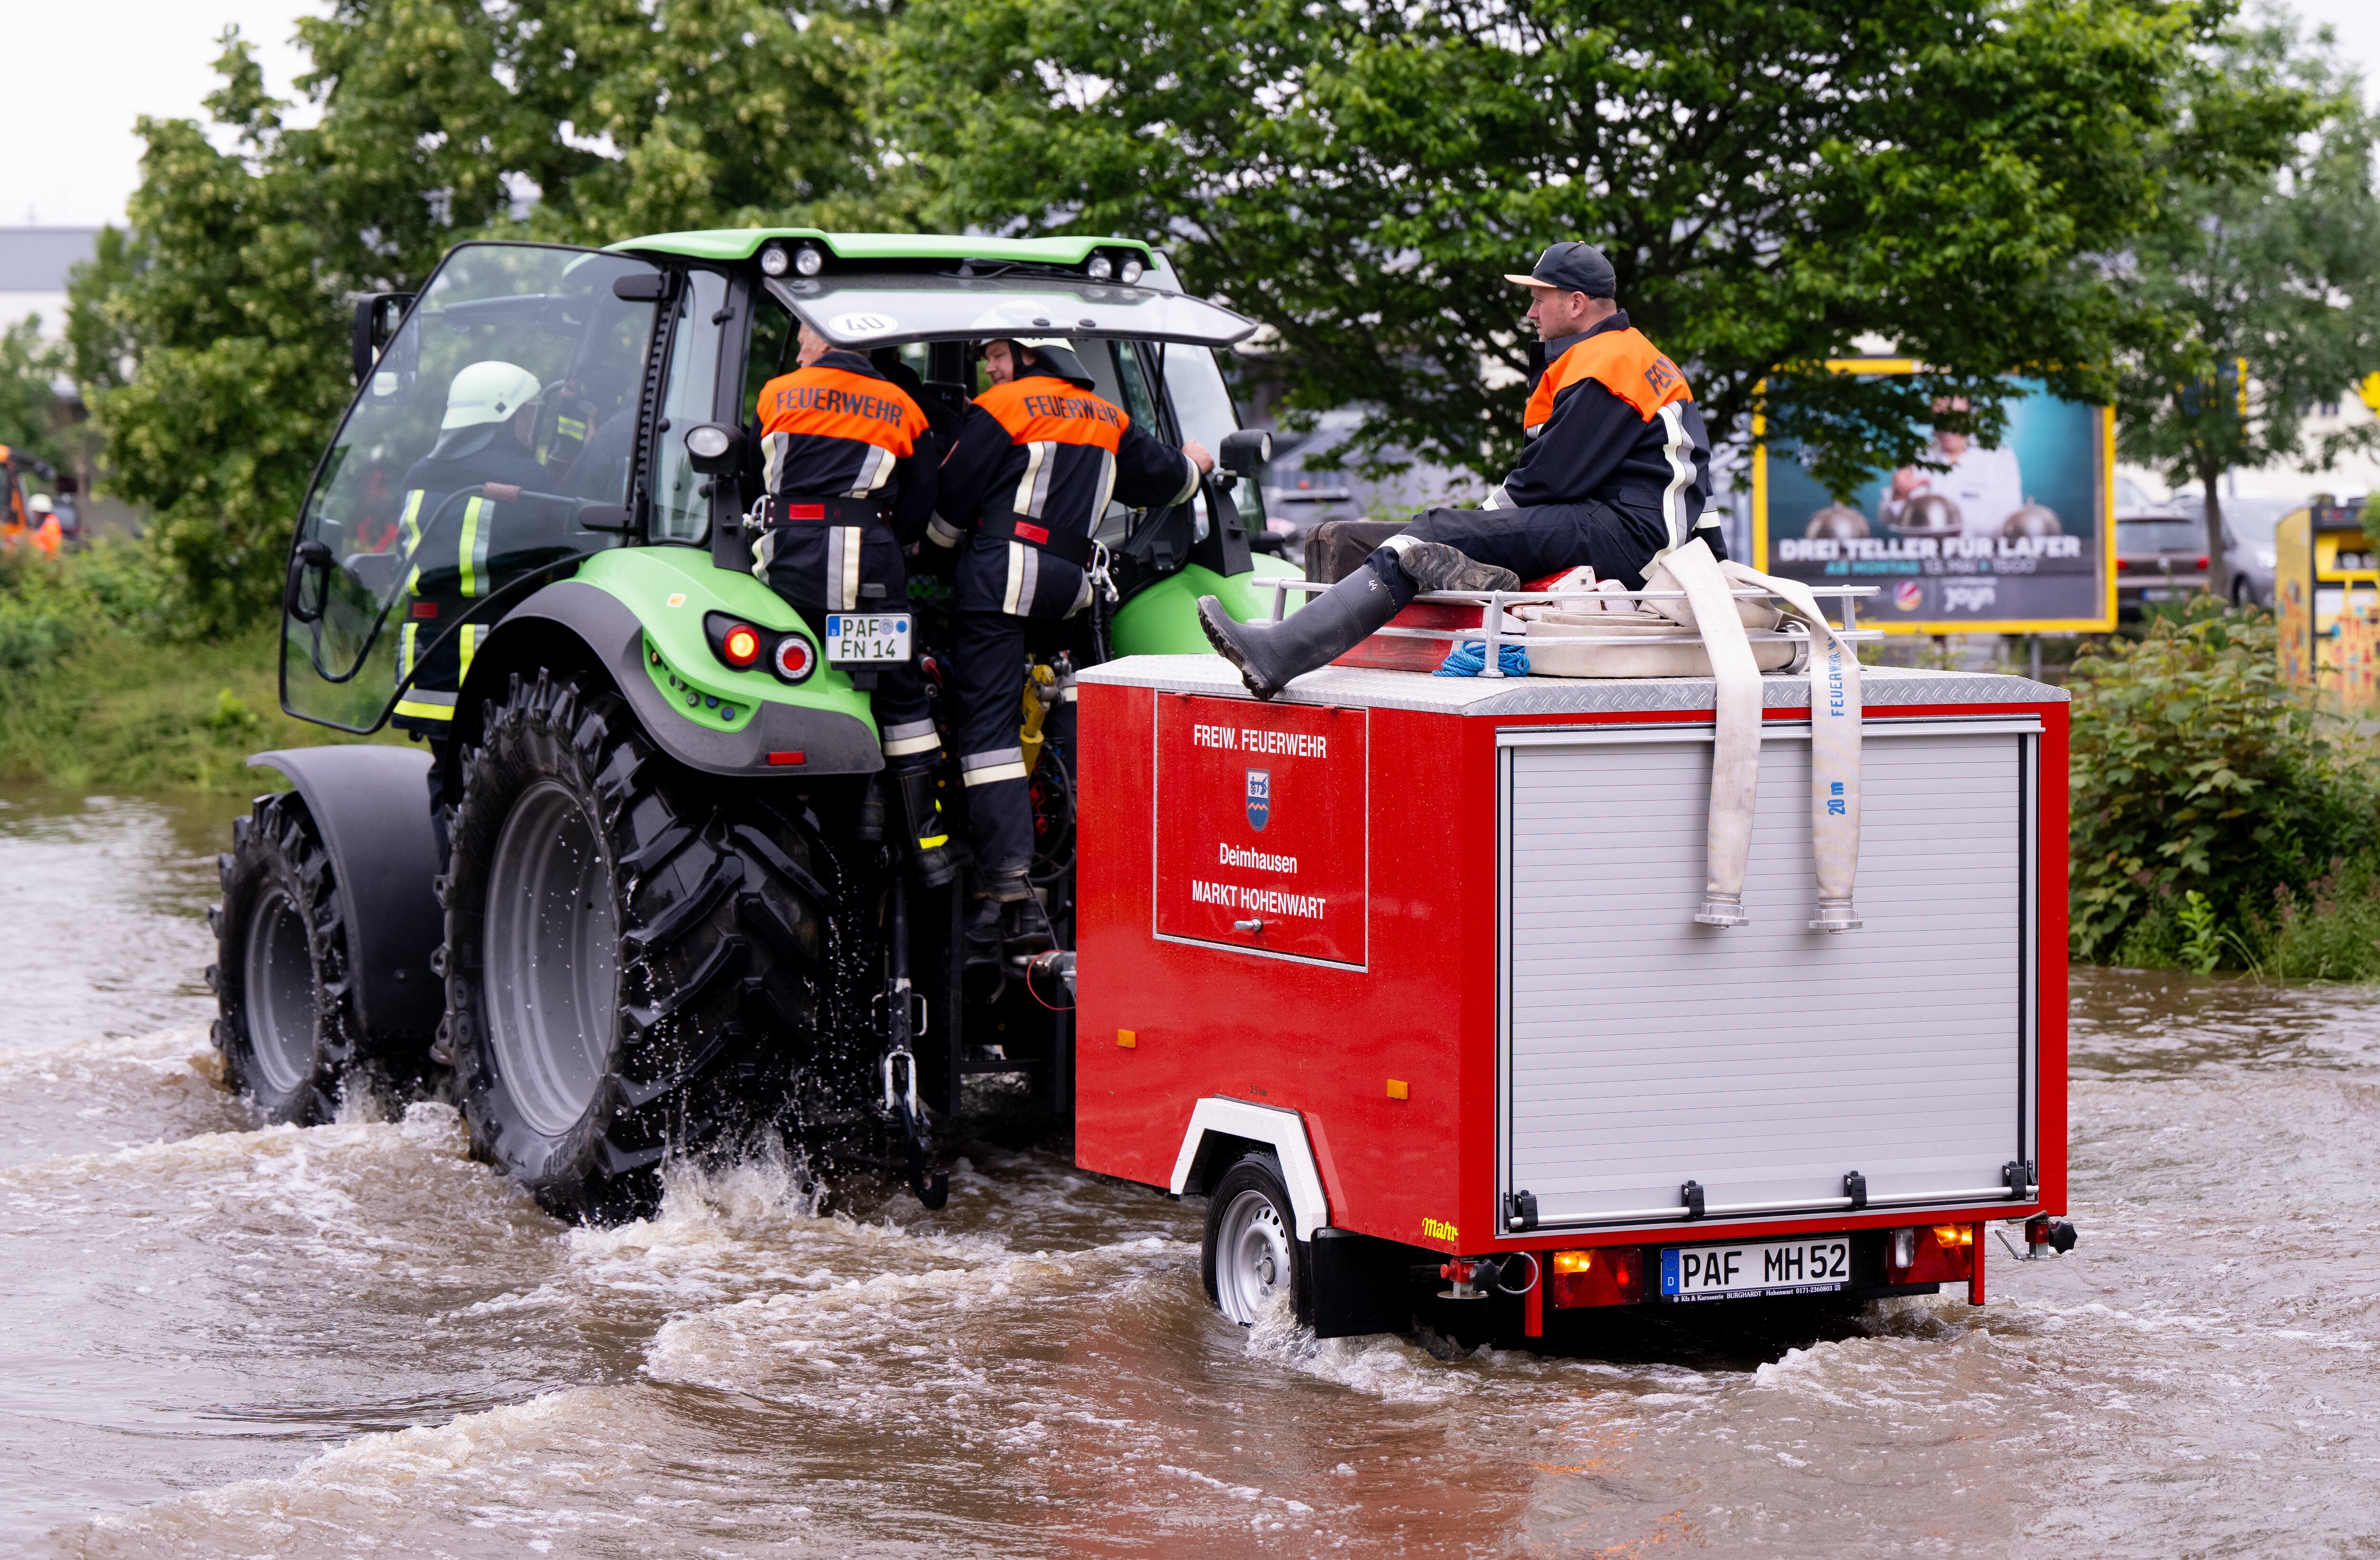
[[67, 2, 905, 631], [0, 317, 65, 469], [2112, 14, 2380, 560], [888, 0, 2291, 493]]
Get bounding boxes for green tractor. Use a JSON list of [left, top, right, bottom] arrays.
[[208, 231, 1294, 1218]]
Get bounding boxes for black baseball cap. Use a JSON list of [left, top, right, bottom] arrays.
[[1505, 241, 1616, 298]]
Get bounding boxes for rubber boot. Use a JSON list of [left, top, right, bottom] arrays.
[[1389, 537, 1521, 594], [964, 873, 1053, 968], [1197, 567, 1404, 701], [891, 765, 961, 888]]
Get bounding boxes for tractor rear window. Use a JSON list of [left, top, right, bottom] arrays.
[[283, 243, 668, 731]]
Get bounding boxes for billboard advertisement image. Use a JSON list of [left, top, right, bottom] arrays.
[[1755, 362, 2115, 632]]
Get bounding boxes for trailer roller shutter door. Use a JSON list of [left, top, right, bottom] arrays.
[[1498, 721, 2036, 1229]]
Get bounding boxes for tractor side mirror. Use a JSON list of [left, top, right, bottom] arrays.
[[1218, 429, 1272, 480], [683, 423, 745, 476], [349, 293, 414, 385]]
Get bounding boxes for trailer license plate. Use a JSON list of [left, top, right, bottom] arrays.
[[824, 613, 910, 663], [1660, 1237, 1852, 1302]]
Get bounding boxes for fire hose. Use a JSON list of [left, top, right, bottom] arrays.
[[1646, 538, 1864, 933]]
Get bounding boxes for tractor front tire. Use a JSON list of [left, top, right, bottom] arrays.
[[208, 792, 360, 1124], [438, 670, 834, 1222]]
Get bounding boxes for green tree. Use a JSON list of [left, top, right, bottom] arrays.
[[2114, 16, 2380, 563], [890, 0, 2303, 494], [0, 317, 64, 466], [68, 1, 909, 630]]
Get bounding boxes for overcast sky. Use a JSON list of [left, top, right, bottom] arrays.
[[5, 0, 2378, 230]]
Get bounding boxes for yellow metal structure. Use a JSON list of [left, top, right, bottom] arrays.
[[2275, 499, 2380, 706]]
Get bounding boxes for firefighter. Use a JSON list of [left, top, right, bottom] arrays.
[[1199, 241, 1722, 699], [750, 321, 957, 886], [389, 360, 555, 731], [932, 338, 1212, 959]]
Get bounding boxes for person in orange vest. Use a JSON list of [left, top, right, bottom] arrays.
[[931, 337, 1212, 959], [1200, 241, 1725, 699], [25, 493, 62, 556], [751, 320, 956, 885]]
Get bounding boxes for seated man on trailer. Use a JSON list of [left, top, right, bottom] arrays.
[[750, 319, 959, 886], [932, 336, 1213, 961], [1199, 240, 1722, 699]]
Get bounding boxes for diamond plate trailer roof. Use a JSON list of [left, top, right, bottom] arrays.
[[607, 229, 1156, 267], [1078, 655, 2070, 716]]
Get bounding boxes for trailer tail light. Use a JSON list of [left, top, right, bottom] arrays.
[[2196, 555, 2210, 570], [1548, 1247, 1644, 1308], [720, 623, 762, 669], [1886, 1224, 1975, 1284]]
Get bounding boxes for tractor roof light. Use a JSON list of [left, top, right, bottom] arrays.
[[759, 244, 790, 278], [793, 243, 825, 277], [1085, 253, 1114, 282], [721, 623, 762, 669], [1119, 256, 1145, 286]]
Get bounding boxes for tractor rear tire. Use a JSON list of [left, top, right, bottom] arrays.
[[438, 669, 836, 1222], [207, 792, 360, 1124]]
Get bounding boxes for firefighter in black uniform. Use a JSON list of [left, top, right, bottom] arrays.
[[751, 321, 956, 885], [932, 338, 1212, 959], [1200, 241, 1723, 699], [391, 360, 559, 731]]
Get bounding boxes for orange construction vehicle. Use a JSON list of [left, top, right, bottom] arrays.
[[0, 446, 63, 555]]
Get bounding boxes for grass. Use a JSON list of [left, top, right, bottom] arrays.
[[0, 622, 405, 792]]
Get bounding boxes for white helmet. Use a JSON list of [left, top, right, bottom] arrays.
[[441, 360, 542, 431], [26, 493, 51, 513]]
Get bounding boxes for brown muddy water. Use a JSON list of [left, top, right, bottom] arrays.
[[2, 785, 2376, 1556]]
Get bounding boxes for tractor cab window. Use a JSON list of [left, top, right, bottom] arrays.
[[282, 243, 666, 732]]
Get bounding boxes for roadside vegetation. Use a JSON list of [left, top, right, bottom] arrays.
[[0, 545, 391, 791], [2069, 597, 2380, 979]]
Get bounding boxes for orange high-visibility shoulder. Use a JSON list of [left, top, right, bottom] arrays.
[[1525, 328, 1693, 430], [975, 378, 1129, 453], [756, 366, 922, 456]]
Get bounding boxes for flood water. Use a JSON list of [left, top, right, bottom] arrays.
[[2, 784, 2376, 1556]]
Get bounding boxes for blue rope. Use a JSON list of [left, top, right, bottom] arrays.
[[1434, 640, 1531, 678]]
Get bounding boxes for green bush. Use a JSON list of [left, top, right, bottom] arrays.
[[2068, 598, 2377, 962]]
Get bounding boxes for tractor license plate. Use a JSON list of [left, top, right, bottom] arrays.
[[824, 613, 911, 663], [1660, 1237, 1851, 1302]]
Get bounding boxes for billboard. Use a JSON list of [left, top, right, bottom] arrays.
[[1753, 361, 2116, 633]]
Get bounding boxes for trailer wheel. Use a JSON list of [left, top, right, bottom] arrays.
[[440, 670, 831, 1222], [207, 792, 358, 1124], [1202, 1153, 1308, 1326]]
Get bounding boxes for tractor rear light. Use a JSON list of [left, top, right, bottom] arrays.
[[1886, 1224, 1975, 1284], [2196, 555, 2210, 570], [767, 751, 805, 767], [721, 623, 762, 668], [772, 635, 815, 683], [1548, 1246, 1644, 1308]]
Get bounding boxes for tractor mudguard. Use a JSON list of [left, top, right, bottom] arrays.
[[245, 745, 446, 1053], [1111, 556, 1301, 655], [469, 569, 884, 778]]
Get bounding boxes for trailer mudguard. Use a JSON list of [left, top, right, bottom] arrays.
[[1169, 1097, 1331, 1239], [468, 575, 884, 777], [246, 746, 445, 1052]]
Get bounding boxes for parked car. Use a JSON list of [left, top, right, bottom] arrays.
[[2160, 493, 2304, 609], [2114, 511, 2211, 618]]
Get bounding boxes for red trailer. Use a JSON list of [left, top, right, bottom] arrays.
[[1071, 639, 2069, 1337]]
